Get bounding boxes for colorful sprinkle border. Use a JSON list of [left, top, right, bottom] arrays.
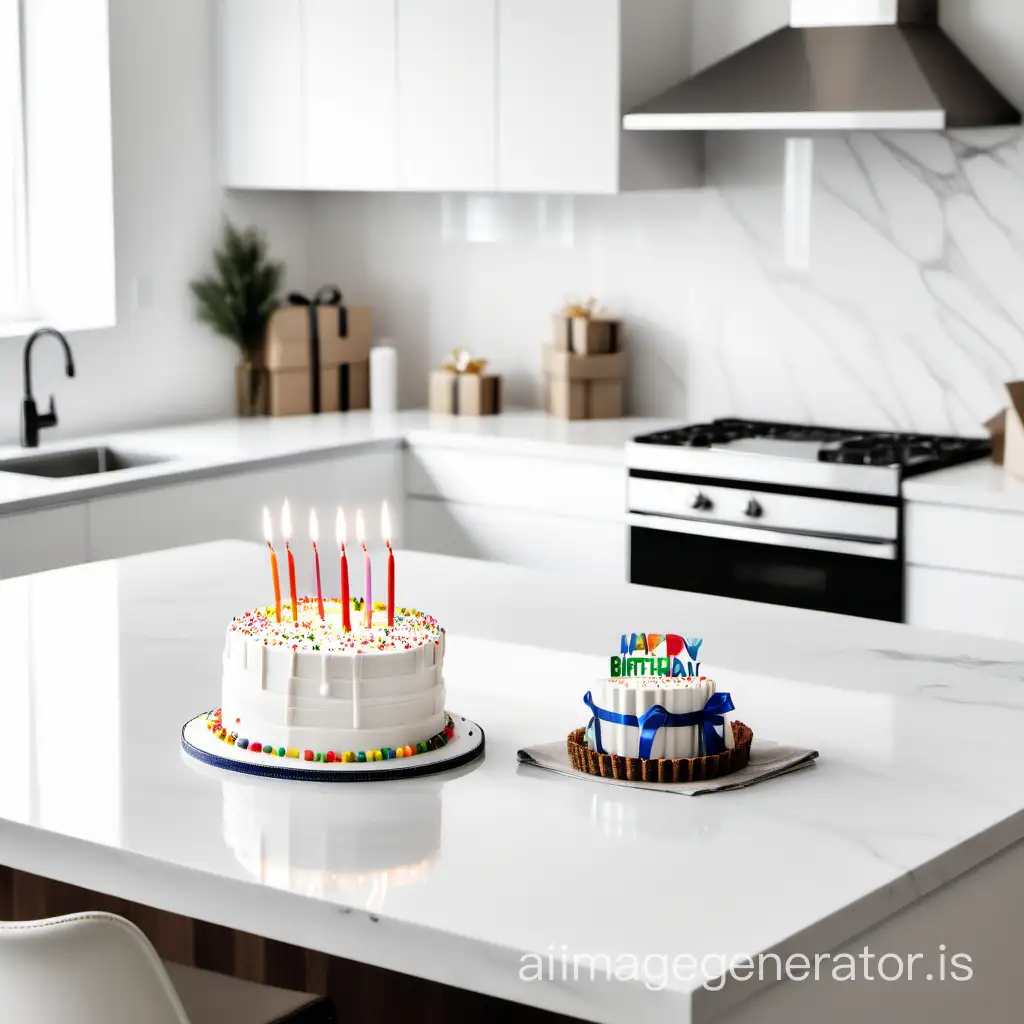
[[204, 709, 455, 765]]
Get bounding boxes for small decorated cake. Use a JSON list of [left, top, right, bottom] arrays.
[[569, 633, 752, 783], [208, 598, 452, 764]]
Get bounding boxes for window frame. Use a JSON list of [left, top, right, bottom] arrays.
[[0, 0, 33, 328]]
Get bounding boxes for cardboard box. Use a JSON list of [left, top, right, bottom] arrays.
[[428, 371, 502, 416], [988, 381, 1024, 477], [552, 314, 621, 356], [263, 303, 372, 415], [542, 345, 626, 381], [546, 377, 623, 420], [542, 345, 626, 421]]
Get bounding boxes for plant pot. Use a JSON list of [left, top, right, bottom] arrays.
[[236, 360, 268, 417]]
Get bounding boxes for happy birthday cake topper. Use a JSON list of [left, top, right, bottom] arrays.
[[612, 633, 704, 679]]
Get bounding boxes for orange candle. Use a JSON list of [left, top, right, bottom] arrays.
[[382, 501, 394, 628], [282, 500, 298, 622], [263, 507, 282, 623], [336, 508, 351, 632], [310, 509, 325, 620]]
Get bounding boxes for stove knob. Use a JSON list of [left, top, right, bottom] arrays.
[[692, 492, 714, 512], [744, 498, 764, 519]]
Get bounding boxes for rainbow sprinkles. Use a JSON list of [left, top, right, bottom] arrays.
[[216, 595, 450, 770]]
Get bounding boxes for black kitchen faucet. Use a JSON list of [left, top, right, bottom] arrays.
[[22, 327, 75, 448]]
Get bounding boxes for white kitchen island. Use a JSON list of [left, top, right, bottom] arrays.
[[1, 541, 1023, 1024]]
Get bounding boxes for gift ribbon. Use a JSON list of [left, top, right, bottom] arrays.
[[582, 690, 734, 759], [286, 286, 349, 414]]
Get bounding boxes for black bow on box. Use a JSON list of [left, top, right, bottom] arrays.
[[286, 286, 349, 413]]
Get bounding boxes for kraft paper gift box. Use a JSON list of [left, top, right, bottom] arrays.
[[551, 313, 621, 356], [542, 345, 626, 421], [262, 292, 372, 416], [987, 381, 1024, 478], [428, 370, 502, 416]]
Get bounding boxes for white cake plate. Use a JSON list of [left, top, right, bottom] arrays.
[[181, 711, 485, 782]]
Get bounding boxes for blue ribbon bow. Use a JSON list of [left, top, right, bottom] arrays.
[[583, 690, 734, 759]]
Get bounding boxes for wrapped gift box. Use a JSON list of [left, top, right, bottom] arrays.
[[551, 313, 621, 356], [262, 295, 372, 416], [543, 345, 625, 421], [987, 381, 1024, 478], [428, 370, 502, 416]]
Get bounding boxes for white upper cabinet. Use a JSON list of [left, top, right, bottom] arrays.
[[396, 0, 497, 191], [219, 0, 303, 189], [218, 0, 697, 193], [304, 0, 398, 190], [498, 0, 620, 194]]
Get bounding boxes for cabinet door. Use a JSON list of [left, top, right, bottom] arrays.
[[87, 450, 403, 567], [405, 498, 626, 583], [397, 0, 496, 191], [304, 0, 398, 190], [0, 505, 89, 579], [498, 0, 619, 193], [219, 0, 303, 188], [907, 566, 1024, 642]]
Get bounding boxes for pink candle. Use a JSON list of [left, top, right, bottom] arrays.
[[356, 509, 371, 629], [382, 502, 394, 628], [336, 508, 352, 631], [309, 509, 325, 621]]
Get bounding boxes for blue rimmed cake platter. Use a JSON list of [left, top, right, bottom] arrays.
[[181, 711, 485, 782]]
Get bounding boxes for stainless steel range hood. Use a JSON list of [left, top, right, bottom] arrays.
[[623, 0, 1020, 131]]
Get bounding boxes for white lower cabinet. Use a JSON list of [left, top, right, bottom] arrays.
[[87, 449, 402, 562], [905, 499, 1024, 642], [907, 566, 1024, 642], [0, 505, 89, 579], [405, 498, 626, 583]]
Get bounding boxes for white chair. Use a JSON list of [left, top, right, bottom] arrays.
[[0, 912, 336, 1024]]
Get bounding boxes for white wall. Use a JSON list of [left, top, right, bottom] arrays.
[[0, 0, 309, 446], [305, 0, 1024, 433], [6, 0, 1024, 443]]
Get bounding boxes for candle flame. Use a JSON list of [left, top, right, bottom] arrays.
[[281, 499, 292, 542], [263, 506, 273, 545], [381, 501, 392, 546], [309, 508, 319, 544], [336, 507, 346, 548], [356, 508, 366, 549]]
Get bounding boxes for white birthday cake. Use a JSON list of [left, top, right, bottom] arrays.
[[570, 633, 752, 782], [206, 597, 453, 764]]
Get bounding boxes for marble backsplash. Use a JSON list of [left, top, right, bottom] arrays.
[[308, 128, 1024, 435]]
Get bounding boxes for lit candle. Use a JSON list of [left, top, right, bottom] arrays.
[[356, 508, 371, 629], [310, 509, 325, 621], [263, 507, 282, 624], [282, 499, 298, 623], [336, 508, 351, 632], [382, 501, 394, 628]]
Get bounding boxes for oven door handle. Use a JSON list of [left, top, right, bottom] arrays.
[[628, 513, 898, 560]]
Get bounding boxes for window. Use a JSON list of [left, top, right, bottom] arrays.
[[1, 0, 115, 337], [0, 0, 31, 325]]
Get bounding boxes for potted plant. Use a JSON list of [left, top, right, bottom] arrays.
[[190, 220, 284, 416]]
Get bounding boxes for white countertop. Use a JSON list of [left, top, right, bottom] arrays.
[[903, 459, 1024, 514], [0, 410, 674, 515], [4, 541, 1024, 1023]]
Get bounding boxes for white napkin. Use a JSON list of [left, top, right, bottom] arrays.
[[517, 737, 818, 795]]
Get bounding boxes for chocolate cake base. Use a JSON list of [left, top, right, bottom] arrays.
[[567, 721, 753, 783]]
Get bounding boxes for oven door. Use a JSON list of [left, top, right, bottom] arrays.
[[629, 515, 903, 622]]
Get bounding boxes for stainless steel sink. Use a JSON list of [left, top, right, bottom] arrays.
[[0, 446, 168, 478]]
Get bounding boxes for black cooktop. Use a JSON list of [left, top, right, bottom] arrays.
[[634, 418, 992, 473]]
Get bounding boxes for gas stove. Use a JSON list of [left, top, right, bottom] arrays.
[[627, 419, 992, 623], [629, 418, 991, 497]]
